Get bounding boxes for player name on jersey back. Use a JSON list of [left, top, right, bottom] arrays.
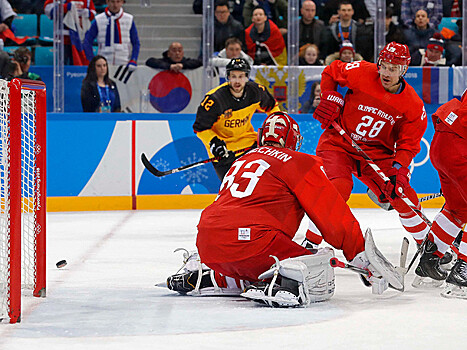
[[250, 147, 292, 163]]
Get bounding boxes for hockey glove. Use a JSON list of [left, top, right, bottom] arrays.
[[313, 91, 345, 129], [210, 136, 229, 158], [382, 165, 411, 199]]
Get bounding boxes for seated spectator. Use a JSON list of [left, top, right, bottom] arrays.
[[45, 0, 96, 65], [81, 55, 121, 113], [243, 0, 288, 36], [299, 0, 325, 49], [403, 9, 436, 56], [411, 32, 447, 66], [441, 18, 462, 66], [146, 42, 202, 72], [324, 40, 363, 65], [442, 0, 461, 17], [319, 1, 373, 61], [84, 0, 140, 68], [213, 0, 245, 52], [300, 80, 321, 114], [0, 0, 15, 35], [385, 6, 406, 44], [212, 37, 253, 67], [322, 0, 371, 25], [401, 0, 443, 29], [9, 47, 41, 81], [299, 44, 323, 66], [245, 7, 287, 65]]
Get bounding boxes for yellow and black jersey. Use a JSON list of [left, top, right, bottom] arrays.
[[193, 81, 280, 156]]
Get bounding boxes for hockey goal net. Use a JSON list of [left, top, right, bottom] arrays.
[[0, 79, 46, 324]]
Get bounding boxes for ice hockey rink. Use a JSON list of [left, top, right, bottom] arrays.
[[1, 208, 467, 350]]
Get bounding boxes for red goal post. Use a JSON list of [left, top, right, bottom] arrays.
[[0, 78, 46, 324]]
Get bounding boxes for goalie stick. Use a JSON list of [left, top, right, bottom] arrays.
[[141, 146, 254, 177], [367, 188, 443, 211]]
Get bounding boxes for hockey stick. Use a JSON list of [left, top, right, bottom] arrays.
[[367, 188, 443, 211], [141, 146, 254, 177], [330, 257, 404, 292], [330, 257, 370, 276], [331, 121, 433, 227]]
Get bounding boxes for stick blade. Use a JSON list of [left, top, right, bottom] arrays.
[[141, 153, 166, 177]]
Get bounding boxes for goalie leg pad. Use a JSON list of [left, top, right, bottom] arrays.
[[241, 248, 336, 307], [364, 228, 404, 291]]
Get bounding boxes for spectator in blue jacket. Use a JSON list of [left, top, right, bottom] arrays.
[[81, 55, 121, 113]]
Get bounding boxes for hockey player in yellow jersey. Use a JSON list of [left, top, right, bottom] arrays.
[[193, 58, 280, 179]]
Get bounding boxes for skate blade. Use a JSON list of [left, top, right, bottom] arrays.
[[155, 281, 168, 288], [412, 275, 444, 289], [441, 283, 467, 299], [241, 291, 300, 307]]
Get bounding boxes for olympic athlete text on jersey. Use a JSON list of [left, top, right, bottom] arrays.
[[193, 58, 280, 180]]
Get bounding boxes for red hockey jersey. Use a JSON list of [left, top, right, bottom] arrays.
[[318, 60, 427, 168], [196, 146, 364, 264], [432, 90, 467, 140]]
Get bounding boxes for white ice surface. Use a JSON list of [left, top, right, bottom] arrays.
[[1, 208, 467, 350]]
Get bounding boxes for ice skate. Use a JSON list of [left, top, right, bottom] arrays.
[[441, 259, 467, 299], [413, 240, 447, 289]]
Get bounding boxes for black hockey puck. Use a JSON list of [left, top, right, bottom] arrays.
[[56, 260, 67, 268]]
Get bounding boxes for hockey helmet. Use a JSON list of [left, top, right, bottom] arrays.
[[378, 42, 411, 76], [226, 58, 251, 78], [257, 111, 303, 151]]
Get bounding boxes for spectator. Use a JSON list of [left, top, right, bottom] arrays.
[[442, 0, 462, 17], [411, 32, 447, 66], [301, 80, 321, 114], [84, 0, 140, 68], [324, 40, 364, 65], [213, 0, 245, 52], [0, 0, 15, 34], [44, 0, 96, 65], [212, 37, 253, 67], [385, 6, 406, 44], [245, 7, 287, 65], [319, 1, 373, 61], [299, 43, 323, 66], [243, 0, 288, 36], [442, 18, 462, 66], [146, 42, 202, 72], [322, 0, 371, 25], [81, 55, 121, 113], [403, 9, 436, 56], [401, 0, 443, 29], [9, 47, 41, 81], [228, 0, 246, 24], [299, 0, 325, 49]]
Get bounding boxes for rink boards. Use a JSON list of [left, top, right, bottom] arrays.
[[46, 112, 444, 211]]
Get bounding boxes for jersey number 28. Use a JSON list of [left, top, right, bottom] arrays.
[[355, 116, 386, 138]]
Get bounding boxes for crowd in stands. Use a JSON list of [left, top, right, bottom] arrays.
[[0, 0, 464, 112]]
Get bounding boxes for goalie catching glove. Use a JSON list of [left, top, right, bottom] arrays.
[[382, 164, 411, 199], [313, 91, 345, 129]]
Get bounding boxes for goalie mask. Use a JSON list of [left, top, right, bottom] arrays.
[[377, 42, 411, 77], [258, 112, 303, 151]]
